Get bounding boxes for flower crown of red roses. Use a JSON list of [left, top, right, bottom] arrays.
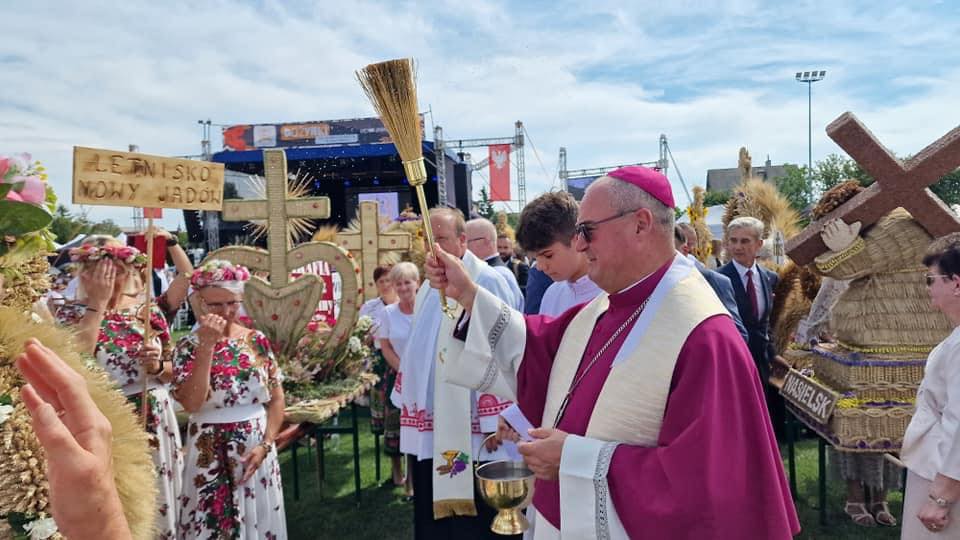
[[189, 260, 251, 289], [69, 243, 147, 269]]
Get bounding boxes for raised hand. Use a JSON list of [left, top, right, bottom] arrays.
[[139, 342, 162, 374], [15, 339, 131, 539], [196, 314, 226, 345], [425, 243, 478, 308], [80, 259, 116, 309], [820, 219, 861, 253]]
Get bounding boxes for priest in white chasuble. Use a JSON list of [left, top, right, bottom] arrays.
[[426, 167, 800, 539], [392, 207, 518, 540]]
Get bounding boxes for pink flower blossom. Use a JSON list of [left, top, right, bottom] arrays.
[[14, 175, 46, 204], [0, 158, 9, 178]]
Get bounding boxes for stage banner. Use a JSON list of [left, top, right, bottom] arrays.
[[489, 144, 511, 201], [221, 116, 425, 151]]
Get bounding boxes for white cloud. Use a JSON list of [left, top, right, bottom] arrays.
[[1, 0, 958, 231]]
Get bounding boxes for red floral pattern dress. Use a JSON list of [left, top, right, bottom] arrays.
[[173, 331, 286, 540], [55, 303, 183, 539]]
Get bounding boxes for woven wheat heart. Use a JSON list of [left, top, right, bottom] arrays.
[[202, 243, 362, 361], [243, 275, 324, 355]]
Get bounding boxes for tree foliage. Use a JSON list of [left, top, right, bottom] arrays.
[[775, 164, 814, 213], [475, 186, 495, 221], [49, 204, 123, 243], [703, 190, 732, 207]]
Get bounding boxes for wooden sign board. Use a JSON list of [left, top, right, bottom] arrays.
[[780, 368, 840, 425], [72, 146, 225, 211]]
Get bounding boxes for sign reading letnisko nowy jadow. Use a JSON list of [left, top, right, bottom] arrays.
[[72, 146, 225, 211]]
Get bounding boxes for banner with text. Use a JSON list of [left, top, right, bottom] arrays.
[[489, 144, 511, 201], [221, 116, 425, 151], [72, 146, 225, 211]]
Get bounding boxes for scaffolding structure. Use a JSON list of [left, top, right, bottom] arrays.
[[437, 121, 527, 210], [558, 134, 693, 207]]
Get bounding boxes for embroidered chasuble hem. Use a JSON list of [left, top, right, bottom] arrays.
[[433, 499, 478, 519], [560, 434, 625, 539]]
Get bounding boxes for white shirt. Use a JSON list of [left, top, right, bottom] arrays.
[[732, 260, 766, 318], [538, 274, 603, 317], [359, 297, 392, 350], [901, 325, 960, 481], [377, 303, 413, 361]]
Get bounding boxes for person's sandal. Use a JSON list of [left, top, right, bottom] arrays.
[[844, 502, 876, 527], [870, 501, 897, 527]]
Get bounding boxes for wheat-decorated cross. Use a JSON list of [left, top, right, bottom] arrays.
[[786, 112, 960, 265], [337, 200, 411, 301], [215, 149, 362, 358], [357, 58, 455, 318]]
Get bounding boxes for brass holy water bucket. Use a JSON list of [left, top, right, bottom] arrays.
[[475, 460, 535, 535]]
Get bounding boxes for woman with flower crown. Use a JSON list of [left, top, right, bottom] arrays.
[[173, 260, 287, 539], [56, 234, 183, 538]]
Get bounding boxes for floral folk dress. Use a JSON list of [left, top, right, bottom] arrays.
[[173, 331, 287, 540], [56, 303, 184, 539]]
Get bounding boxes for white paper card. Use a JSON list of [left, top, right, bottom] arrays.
[[500, 403, 536, 442]]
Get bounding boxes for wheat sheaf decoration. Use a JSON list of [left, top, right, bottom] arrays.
[[244, 169, 317, 246]]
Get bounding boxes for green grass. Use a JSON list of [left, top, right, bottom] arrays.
[[279, 409, 413, 540], [278, 410, 905, 539]]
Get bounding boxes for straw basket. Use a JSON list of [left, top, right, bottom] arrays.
[[810, 344, 924, 402], [787, 400, 915, 453]]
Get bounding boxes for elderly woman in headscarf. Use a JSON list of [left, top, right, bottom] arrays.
[[172, 260, 287, 539], [56, 235, 183, 538]]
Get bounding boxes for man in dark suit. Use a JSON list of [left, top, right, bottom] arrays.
[[497, 233, 529, 297], [674, 225, 748, 342], [718, 216, 783, 436]]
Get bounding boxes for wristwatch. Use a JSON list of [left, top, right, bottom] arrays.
[[258, 440, 275, 453], [929, 493, 953, 508], [166, 235, 179, 247]]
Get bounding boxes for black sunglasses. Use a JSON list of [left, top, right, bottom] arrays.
[[574, 208, 640, 243]]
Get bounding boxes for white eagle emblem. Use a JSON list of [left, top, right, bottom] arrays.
[[492, 149, 508, 170]]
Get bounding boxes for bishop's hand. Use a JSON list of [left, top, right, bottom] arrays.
[[821, 218, 861, 253], [517, 427, 568, 481], [425, 243, 478, 311]]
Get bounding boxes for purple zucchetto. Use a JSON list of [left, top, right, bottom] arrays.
[[606, 166, 675, 208]]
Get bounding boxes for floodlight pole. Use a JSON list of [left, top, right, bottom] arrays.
[[796, 70, 826, 184]]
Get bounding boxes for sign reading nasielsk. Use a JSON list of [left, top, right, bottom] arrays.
[[780, 368, 840, 425]]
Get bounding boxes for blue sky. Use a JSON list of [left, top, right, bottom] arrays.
[[1, 0, 958, 230]]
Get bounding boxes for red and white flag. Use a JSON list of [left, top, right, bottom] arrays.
[[488, 144, 511, 201]]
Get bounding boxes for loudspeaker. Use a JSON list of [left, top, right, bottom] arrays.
[[453, 163, 472, 218]]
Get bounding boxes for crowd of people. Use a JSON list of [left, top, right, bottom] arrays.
[[13, 164, 960, 540], [27, 231, 289, 539]]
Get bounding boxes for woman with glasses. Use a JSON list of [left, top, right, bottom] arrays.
[[900, 233, 960, 537], [173, 260, 287, 539], [57, 235, 183, 539]]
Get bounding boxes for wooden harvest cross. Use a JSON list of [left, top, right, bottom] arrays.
[[786, 112, 960, 265], [336, 200, 411, 301], [216, 148, 362, 358]]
